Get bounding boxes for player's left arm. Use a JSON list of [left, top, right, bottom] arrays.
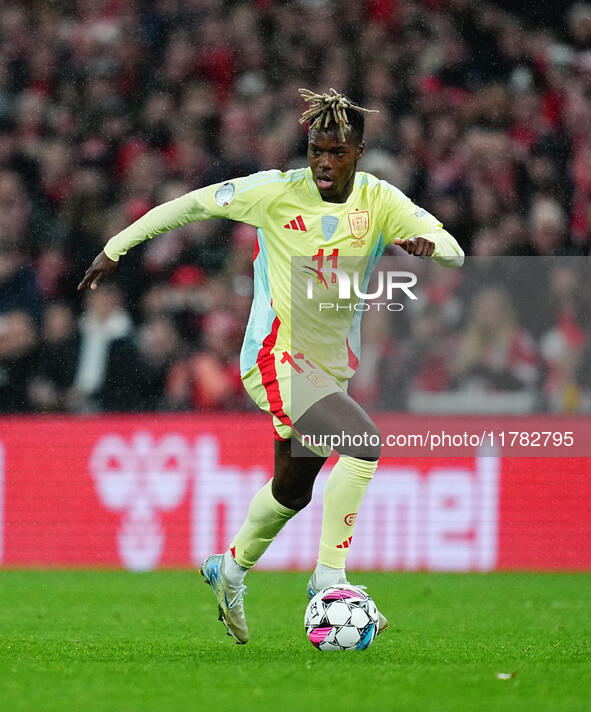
[[381, 183, 464, 267]]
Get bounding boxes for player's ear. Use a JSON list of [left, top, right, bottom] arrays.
[[356, 141, 365, 160]]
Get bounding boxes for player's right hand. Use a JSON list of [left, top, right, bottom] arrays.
[[77, 251, 118, 291]]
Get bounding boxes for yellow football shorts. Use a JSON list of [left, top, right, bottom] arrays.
[[242, 348, 347, 457]]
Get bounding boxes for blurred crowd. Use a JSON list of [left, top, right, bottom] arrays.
[[349, 256, 591, 413], [0, 0, 590, 415]]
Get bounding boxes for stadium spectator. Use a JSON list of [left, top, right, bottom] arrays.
[[539, 263, 586, 412], [376, 304, 458, 411], [167, 310, 246, 411], [0, 309, 37, 412], [0, 244, 43, 324], [70, 283, 133, 412], [28, 302, 80, 412], [100, 314, 183, 411], [451, 285, 540, 393]]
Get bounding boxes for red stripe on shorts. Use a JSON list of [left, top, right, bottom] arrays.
[[347, 338, 359, 371], [257, 317, 293, 427], [253, 235, 260, 261]]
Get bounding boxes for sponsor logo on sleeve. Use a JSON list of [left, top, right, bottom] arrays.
[[214, 182, 236, 207]]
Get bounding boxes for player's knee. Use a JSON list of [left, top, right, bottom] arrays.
[[290, 493, 313, 511], [272, 481, 313, 512], [276, 491, 312, 511]]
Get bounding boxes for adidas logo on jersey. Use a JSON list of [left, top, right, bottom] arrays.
[[284, 215, 307, 231]]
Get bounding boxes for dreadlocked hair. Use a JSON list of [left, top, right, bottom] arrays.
[[298, 88, 378, 143]]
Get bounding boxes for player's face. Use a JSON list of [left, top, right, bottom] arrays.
[[307, 129, 364, 203]]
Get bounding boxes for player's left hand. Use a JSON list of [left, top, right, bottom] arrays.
[[393, 237, 435, 258]]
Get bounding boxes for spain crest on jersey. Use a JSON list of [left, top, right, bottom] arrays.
[[348, 210, 369, 247]]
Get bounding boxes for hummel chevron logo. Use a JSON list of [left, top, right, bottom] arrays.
[[283, 215, 307, 231]]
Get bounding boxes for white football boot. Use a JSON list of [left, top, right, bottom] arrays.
[[200, 554, 249, 644]]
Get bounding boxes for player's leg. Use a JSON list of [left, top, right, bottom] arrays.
[[271, 436, 328, 510], [294, 391, 388, 631], [201, 351, 336, 643], [296, 390, 380, 587], [201, 434, 327, 644], [229, 437, 327, 567], [295, 390, 381, 460], [222, 351, 335, 571]]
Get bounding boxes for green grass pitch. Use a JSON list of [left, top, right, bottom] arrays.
[[0, 570, 589, 712]]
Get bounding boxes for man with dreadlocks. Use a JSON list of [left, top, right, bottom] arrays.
[[79, 88, 464, 645]]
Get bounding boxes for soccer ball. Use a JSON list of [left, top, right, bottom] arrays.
[[304, 584, 379, 651]]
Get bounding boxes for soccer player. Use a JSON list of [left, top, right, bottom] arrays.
[[78, 88, 464, 644]]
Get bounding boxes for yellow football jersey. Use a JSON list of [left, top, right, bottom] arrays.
[[104, 168, 464, 380]]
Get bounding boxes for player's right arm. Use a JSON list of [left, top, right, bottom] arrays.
[[77, 172, 280, 290]]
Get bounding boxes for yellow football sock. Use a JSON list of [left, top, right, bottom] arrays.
[[230, 479, 297, 568], [318, 456, 378, 569]]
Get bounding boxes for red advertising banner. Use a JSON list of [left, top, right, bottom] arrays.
[[0, 414, 590, 571]]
